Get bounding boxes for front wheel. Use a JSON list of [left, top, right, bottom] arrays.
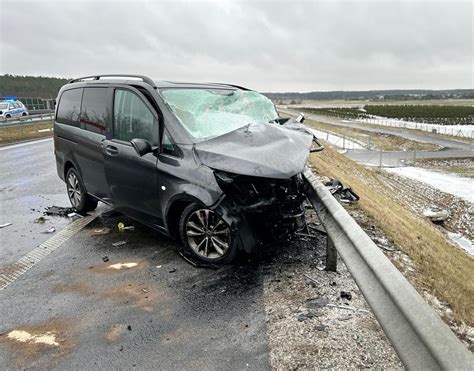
[[66, 168, 98, 213], [179, 204, 238, 264]]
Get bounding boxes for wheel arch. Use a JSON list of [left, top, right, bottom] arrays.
[[164, 194, 205, 239]]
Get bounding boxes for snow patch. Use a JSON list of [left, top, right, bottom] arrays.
[[385, 167, 474, 203], [448, 233, 474, 256]]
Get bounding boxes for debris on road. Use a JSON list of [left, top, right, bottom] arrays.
[[306, 297, 329, 309], [40, 226, 56, 234], [127, 325, 132, 331], [108, 262, 138, 270], [102, 256, 109, 262], [307, 223, 327, 235], [340, 291, 352, 300], [295, 232, 317, 239], [168, 268, 176, 273], [67, 212, 84, 219], [93, 228, 111, 235], [423, 206, 450, 223], [0, 222, 12, 228], [118, 222, 135, 232], [112, 241, 127, 247], [324, 178, 360, 203], [302, 273, 321, 287], [176, 250, 219, 269], [33, 216, 47, 224], [44, 206, 76, 217]]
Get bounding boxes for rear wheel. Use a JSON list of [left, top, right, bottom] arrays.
[[66, 167, 98, 212], [22, 112, 27, 116], [179, 203, 237, 263]]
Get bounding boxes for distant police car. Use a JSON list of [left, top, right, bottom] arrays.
[[0, 99, 29, 120]]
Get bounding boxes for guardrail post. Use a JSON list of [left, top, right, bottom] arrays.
[[326, 237, 337, 272]]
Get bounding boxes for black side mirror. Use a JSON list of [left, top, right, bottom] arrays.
[[131, 138, 153, 156]]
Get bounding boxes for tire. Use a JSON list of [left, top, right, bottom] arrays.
[[5, 114, 11, 118], [65, 167, 98, 213], [179, 203, 238, 264], [22, 112, 27, 116]]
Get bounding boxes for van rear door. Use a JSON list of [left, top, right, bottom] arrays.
[[75, 87, 111, 200]]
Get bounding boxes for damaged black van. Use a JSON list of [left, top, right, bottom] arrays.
[[54, 75, 322, 263]]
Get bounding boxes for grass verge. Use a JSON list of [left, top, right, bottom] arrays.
[[309, 144, 474, 326], [0, 121, 53, 145]]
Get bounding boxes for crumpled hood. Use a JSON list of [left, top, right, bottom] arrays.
[[194, 122, 313, 179]]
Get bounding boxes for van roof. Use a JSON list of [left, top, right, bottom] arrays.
[[67, 75, 250, 91]]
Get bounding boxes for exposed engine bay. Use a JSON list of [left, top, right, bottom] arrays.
[[215, 171, 307, 241]]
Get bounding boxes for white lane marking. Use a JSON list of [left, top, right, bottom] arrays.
[[0, 213, 97, 290], [0, 137, 53, 151]]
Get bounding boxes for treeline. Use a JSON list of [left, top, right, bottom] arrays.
[[0, 74, 70, 98], [300, 105, 474, 125], [266, 89, 474, 101]]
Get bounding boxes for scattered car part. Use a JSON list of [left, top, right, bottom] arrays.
[[44, 206, 76, 217], [423, 207, 450, 222], [112, 241, 127, 247], [40, 226, 56, 234], [324, 178, 360, 203], [117, 222, 135, 231], [33, 216, 47, 224], [340, 291, 352, 300], [0, 222, 12, 228]]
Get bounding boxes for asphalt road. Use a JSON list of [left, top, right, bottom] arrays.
[[0, 139, 72, 266], [309, 115, 473, 167], [0, 139, 270, 369]]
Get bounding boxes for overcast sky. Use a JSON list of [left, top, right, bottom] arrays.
[[0, 0, 472, 92]]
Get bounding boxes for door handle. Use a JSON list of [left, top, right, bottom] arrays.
[[105, 145, 119, 156]]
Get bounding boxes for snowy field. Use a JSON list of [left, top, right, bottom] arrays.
[[385, 167, 473, 203], [354, 116, 473, 138]]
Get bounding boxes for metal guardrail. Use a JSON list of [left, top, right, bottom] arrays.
[[302, 168, 473, 370], [0, 112, 54, 127]]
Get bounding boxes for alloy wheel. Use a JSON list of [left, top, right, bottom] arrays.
[[185, 209, 231, 260], [67, 172, 81, 209]]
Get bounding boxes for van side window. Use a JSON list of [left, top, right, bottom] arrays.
[[162, 128, 179, 157], [81, 88, 109, 135], [113, 89, 155, 143], [57, 88, 83, 127]]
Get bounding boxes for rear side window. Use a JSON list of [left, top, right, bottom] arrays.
[[57, 88, 83, 127], [81, 88, 109, 135], [113, 89, 155, 143]]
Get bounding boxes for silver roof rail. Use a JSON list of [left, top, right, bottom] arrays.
[[68, 74, 156, 87]]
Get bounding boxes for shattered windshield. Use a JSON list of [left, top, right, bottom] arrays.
[[160, 88, 278, 140]]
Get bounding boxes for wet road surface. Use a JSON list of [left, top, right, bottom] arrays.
[[0, 138, 270, 369], [0, 214, 270, 369], [0, 139, 77, 265]]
